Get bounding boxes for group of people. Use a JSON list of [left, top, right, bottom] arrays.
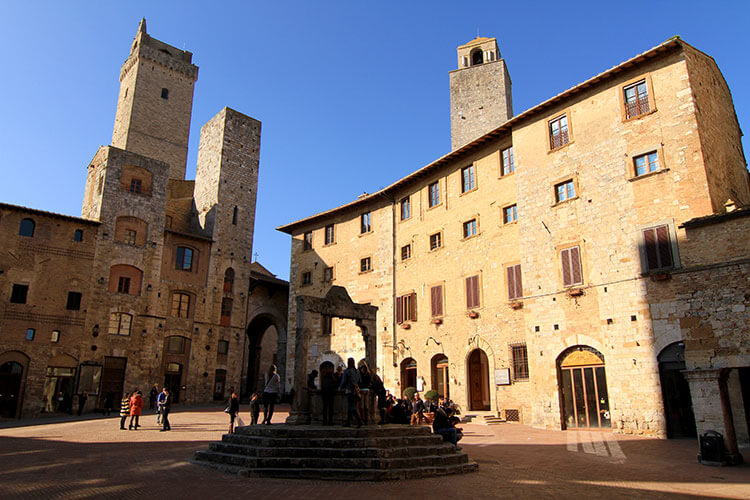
[[119, 386, 171, 432], [225, 364, 280, 433]]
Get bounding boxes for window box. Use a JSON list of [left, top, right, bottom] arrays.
[[401, 322, 411, 330], [468, 311, 479, 319], [431, 318, 443, 325], [651, 272, 671, 282], [509, 301, 523, 310], [567, 288, 584, 297]]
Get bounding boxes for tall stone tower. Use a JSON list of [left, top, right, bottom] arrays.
[[111, 19, 199, 180], [449, 37, 512, 150]]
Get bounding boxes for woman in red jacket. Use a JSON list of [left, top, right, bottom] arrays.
[[129, 390, 144, 430]]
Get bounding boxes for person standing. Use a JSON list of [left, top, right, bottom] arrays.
[[119, 392, 130, 430], [128, 390, 143, 430], [249, 393, 261, 425], [357, 362, 372, 425], [411, 392, 426, 425], [149, 385, 158, 411], [261, 364, 280, 425], [156, 387, 168, 424], [320, 368, 337, 426], [77, 391, 88, 416], [338, 358, 362, 428], [160, 388, 171, 431], [227, 391, 240, 433]]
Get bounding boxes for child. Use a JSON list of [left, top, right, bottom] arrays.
[[249, 392, 261, 425]]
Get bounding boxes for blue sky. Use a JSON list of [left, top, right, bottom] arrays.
[[1, 1, 748, 280]]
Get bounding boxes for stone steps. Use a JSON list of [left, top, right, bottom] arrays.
[[192, 424, 478, 481]]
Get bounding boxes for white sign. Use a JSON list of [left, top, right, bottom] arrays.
[[495, 368, 511, 385]]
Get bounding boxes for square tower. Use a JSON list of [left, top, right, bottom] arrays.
[[449, 37, 512, 150], [111, 19, 199, 180]]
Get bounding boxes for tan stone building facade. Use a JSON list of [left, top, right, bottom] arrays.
[[279, 36, 750, 452], [0, 21, 288, 419]]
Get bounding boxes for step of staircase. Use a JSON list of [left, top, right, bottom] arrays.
[[193, 424, 478, 481]]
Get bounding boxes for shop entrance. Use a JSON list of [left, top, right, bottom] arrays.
[[431, 355, 450, 399], [0, 362, 24, 418], [164, 363, 183, 404], [42, 354, 78, 414], [400, 358, 417, 395], [558, 346, 611, 429]]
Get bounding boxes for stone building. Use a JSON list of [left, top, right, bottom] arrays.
[[278, 36, 750, 452], [0, 20, 288, 419]]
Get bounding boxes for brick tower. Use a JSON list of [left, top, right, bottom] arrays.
[[449, 37, 513, 150], [111, 19, 199, 180]]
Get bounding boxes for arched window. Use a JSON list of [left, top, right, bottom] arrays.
[[166, 336, 187, 354], [108, 312, 132, 336], [471, 48, 483, 66], [223, 268, 235, 293], [108, 264, 143, 296], [19, 218, 35, 237]]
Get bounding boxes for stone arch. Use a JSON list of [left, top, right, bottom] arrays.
[[245, 308, 288, 397], [400, 357, 418, 395], [470, 48, 483, 66], [0, 351, 30, 418], [556, 345, 611, 430]]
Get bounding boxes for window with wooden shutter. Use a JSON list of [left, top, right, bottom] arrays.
[[431, 285, 443, 317], [409, 292, 417, 321], [466, 275, 480, 309], [643, 225, 674, 271], [396, 296, 403, 324], [397, 293, 417, 322], [507, 264, 522, 300], [561, 246, 583, 287]]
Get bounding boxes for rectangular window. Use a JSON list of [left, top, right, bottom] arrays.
[[463, 219, 477, 238], [634, 151, 659, 177], [218, 340, 229, 355], [396, 292, 417, 323], [109, 313, 132, 336], [465, 275, 480, 309], [161, 88, 169, 99], [555, 180, 576, 203], [506, 264, 523, 300], [323, 266, 334, 282], [125, 230, 137, 245], [73, 229, 84, 242], [117, 277, 131, 294], [321, 315, 333, 335], [10, 284, 29, 304], [26, 328, 35, 341], [428, 182, 440, 207], [97, 175, 104, 195], [461, 165, 476, 192], [66, 292, 82, 311], [401, 244, 412, 261], [302, 271, 312, 285], [501, 147, 514, 176], [549, 114, 569, 149], [175, 247, 194, 271], [430, 285, 443, 317], [360, 257, 371, 273], [503, 205, 517, 224], [361, 212, 371, 233], [561, 246, 583, 287], [400, 197, 411, 220], [642, 225, 674, 272], [51, 330, 60, 343], [511, 344, 529, 380], [171, 293, 191, 318], [624, 80, 649, 119], [429, 232, 442, 250], [324, 224, 335, 245], [220, 298, 233, 326], [303, 231, 313, 250], [130, 178, 142, 194]]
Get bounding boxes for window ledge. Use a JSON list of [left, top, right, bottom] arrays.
[[426, 203, 443, 211], [566, 288, 585, 297], [502, 220, 518, 227], [548, 140, 574, 154], [358, 269, 373, 275], [462, 232, 480, 242], [499, 171, 515, 179], [358, 231, 373, 238], [628, 168, 669, 182], [623, 108, 657, 123], [323, 242, 336, 248], [429, 246, 444, 253], [467, 311, 480, 319], [551, 196, 579, 208], [509, 301, 523, 310], [459, 187, 478, 197], [431, 318, 443, 325]]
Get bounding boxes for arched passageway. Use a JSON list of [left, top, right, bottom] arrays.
[[245, 315, 280, 398], [658, 341, 696, 438], [557, 346, 611, 429]]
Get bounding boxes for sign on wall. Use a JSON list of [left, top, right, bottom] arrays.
[[495, 368, 511, 386]]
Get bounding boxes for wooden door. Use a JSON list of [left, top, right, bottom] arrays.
[[469, 349, 489, 411]]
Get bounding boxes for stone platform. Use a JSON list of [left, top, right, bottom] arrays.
[[192, 424, 478, 481]]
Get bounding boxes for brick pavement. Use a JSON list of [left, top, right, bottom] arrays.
[[0, 405, 748, 499]]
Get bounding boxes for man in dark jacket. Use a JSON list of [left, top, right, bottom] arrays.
[[159, 388, 171, 431], [338, 358, 362, 427]]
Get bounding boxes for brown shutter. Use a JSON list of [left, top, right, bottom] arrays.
[[410, 292, 417, 321], [506, 266, 516, 300], [570, 247, 582, 285], [465, 277, 472, 308], [514, 265, 523, 299], [466, 275, 479, 308], [561, 249, 572, 287], [431, 285, 443, 317], [644, 228, 659, 271], [656, 225, 673, 269], [396, 296, 403, 324]]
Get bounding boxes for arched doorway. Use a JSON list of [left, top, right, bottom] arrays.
[[164, 362, 183, 403], [431, 355, 449, 399], [400, 358, 417, 394], [246, 315, 280, 398], [0, 361, 24, 418], [42, 353, 78, 414], [467, 349, 490, 411], [658, 342, 696, 438], [557, 346, 611, 429]]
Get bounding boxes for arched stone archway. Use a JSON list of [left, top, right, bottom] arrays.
[[245, 311, 287, 398], [467, 349, 490, 411], [658, 341, 696, 438], [0, 351, 29, 418], [556, 345, 611, 429]]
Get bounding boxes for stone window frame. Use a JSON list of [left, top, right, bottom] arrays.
[[220, 297, 233, 326], [502, 204, 518, 225], [510, 343, 529, 381], [460, 164, 477, 195], [303, 231, 313, 251], [462, 216, 480, 240], [108, 312, 132, 336], [360, 211, 372, 234], [399, 196, 412, 221], [619, 73, 657, 123], [429, 231, 443, 252], [170, 291, 192, 319], [505, 262, 523, 301], [627, 145, 668, 181], [464, 273, 482, 310], [429, 282, 445, 319], [324, 224, 335, 246], [427, 181, 441, 209], [547, 110, 574, 152], [73, 229, 84, 242], [396, 291, 417, 324], [635, 219, 681, 275], [551, 175, 580, 207], [217, 339, 229, 355], [323, 266, 335, 283], [175, 246, 197, 272], [556, 242, 586, 289], [166, 335, 187, 354], [301, 270, 313, 286], [18, 218, 35, 238], [500, 146, 515, 177], [401, 243, 412, 261], [359, 256, 373, 274]]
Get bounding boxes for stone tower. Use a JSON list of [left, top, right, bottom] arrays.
[[111, 19, 199, 180], [449, 37, 513, 150]]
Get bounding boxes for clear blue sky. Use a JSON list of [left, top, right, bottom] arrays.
[[1, 1, 748, 280]]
